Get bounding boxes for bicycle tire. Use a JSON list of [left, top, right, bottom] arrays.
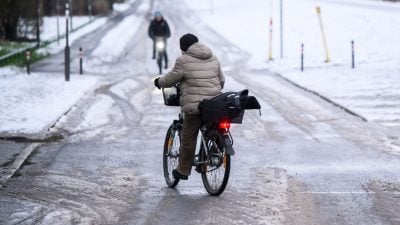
[[201, 132, 231, 196], [158, 52, 163, 75], [163, 124, 180, 188]]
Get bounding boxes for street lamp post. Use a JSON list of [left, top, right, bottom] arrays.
[[65, 2, 70, 81], [70, 0, 73, 30]]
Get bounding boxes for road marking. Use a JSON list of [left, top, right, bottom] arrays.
[[294, 191, 400, 194], [0, 143, 41, 188]]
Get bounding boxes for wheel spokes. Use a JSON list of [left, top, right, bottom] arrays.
[[205, 152, 226, 190]]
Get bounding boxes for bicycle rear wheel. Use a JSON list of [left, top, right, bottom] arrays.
[[163, 124, 180, 188], [200, 133, 231, 196]]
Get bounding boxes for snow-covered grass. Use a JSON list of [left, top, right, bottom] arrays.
[[0, 0, 149, 138], [0, 72, 98, 138], [184, 0, 400, 127], [41, 16, 92, 41], [38, 17, 107, 55], [0, 66, 20, 77], [185, 0, 400, 68], [283, 61, 400, 126], [0, 15, 107, 138]]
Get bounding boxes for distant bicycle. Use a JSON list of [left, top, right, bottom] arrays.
[[162, 85, 261, 196], [155, 37, 166, 75]]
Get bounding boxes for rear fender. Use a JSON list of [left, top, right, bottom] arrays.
[[222, 134, 235, 155]]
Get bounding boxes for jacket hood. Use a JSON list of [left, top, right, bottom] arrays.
[[185, 43, 212, 60]]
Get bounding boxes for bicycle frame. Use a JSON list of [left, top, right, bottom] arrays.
[[195, 122, 234, 168], [163, 112, 233, 195]]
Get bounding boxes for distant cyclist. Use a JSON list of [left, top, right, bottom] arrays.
[[148, 11, 171, 69]]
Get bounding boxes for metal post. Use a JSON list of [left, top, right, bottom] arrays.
[[65, 3, 70, 81], [351, 40, 355, 69], [268, 18, 273, 61], [280, 0, 283, 58], [70, 0, 73, 30], [26, 51, 31, 75], [301, 43, 304, 71], [268, 0, 273, 61], [56, 2, 60, 44], [36, 0, 40, 47], [79, 47, 83, 75], [316, 6, 330, 63]]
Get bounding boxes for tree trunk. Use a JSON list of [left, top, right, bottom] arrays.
[[3, 19, 18, 41]]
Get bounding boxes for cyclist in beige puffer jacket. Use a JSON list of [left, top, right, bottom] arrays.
[[154, 33, 224, 179]]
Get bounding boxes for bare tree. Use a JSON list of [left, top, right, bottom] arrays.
[[0, 0, 42, 41]]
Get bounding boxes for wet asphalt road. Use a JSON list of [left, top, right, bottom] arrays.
[[1, 0, 400, 224]]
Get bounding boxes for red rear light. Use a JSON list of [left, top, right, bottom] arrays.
[[219, 120, 231, 129]]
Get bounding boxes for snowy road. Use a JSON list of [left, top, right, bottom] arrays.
[[1, 0, 400, 224]]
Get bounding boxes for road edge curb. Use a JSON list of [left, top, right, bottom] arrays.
[[273, 72, 368, 122], [0, 143, 42, 188], [0, 81, 100, 188]]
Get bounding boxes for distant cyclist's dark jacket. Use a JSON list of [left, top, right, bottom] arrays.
[[148, 18, 171, 39]]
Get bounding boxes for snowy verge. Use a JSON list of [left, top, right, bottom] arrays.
[[41, 16, 92, 41], [184, 0, 400, 127], [37, 17, 108, 55], [281, 62, 400, 126], [0, 72, 98, 138]]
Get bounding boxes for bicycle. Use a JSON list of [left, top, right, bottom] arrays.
[[154, 37, 166, 75], [162, 85, 260, 196]]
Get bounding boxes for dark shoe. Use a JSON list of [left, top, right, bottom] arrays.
[[195, 164, 203, 173], [172, 169, 188, 180], [164, 65, 168, 69], [152, 55, 155, 60]]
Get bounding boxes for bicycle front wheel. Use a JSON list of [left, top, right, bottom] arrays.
[[163, 124, 180, 188], [157, 52, 163, 75], [200, 133, 231, 196]]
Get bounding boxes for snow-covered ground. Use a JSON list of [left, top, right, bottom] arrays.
[[41, 16, 92, 41], [0, 15, 108, 138], [0, 0, 147, 138], [1, 0, 399, 140], [0, 70, 98, 138], [38, 17, 107, 55], [184, 0, 400, 127]]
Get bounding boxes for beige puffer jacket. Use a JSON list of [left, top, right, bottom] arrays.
[[158, 42, 224, 114]]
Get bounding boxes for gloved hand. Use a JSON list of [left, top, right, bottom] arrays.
[[154, 77, 161, 89]]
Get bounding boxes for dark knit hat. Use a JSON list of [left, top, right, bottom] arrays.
[[180, 33, 198, 52]]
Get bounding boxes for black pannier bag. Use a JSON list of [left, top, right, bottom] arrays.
[[162, 86, 181, 106], [198, 89, 261, 124]]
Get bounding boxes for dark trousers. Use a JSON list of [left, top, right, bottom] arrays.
[[178, 114, 202, 176], [152, 40, 168, 66]]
